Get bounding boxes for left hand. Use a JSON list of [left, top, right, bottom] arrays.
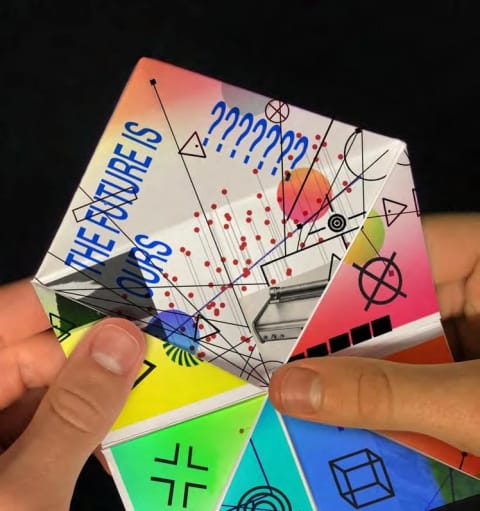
[[0, 278, 64, 453], [0, 278, 146, 510]]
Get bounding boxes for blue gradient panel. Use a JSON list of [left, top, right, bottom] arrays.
[[282, 417, 445, 510], [220, 399, 314, 510]]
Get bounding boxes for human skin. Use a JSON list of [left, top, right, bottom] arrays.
[[269, 212, 480, 454], [0, 280, 146, 510], [0, 212, 478, 509]]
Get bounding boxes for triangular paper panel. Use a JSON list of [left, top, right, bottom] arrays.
[[34, 56, 406, 386], [219, 398, 315, 510], [49, 313, 264, 447], [104, 395, 265, 511], [289, 157, 444, 360], [282, 416, 480, 510]]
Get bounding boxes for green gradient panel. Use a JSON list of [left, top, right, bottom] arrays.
[[428, 458, 480, 503], [110, 396, 265, 510]]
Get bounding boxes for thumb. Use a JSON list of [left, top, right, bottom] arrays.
[[0, 317, 146, 509], [268, 356, 480, 455]]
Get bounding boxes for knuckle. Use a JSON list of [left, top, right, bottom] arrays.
[[355, 365, 395, 426], [46, 384, 105, 435]]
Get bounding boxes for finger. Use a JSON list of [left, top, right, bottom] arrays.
[[455, 312, 480, 360], [0, 317, 145, 507], [93, 445, 111, 475], [422, 212, 480, 318], [269, 357, 480, 455], [0, 278, 51, 347], [0, 388, 46, 451], [0, 331, 65, 409]]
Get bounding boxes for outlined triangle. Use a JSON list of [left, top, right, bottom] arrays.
[[178, 131, 206, 158], [382, 197, 408, 226]]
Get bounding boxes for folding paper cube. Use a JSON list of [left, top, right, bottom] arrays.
[[31, 56, 480, 510]]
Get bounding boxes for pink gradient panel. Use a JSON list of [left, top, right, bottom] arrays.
[[292, 195, 439, 356]]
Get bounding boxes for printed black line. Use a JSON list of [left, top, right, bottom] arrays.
[[149, 80, 265, 373], [285, 118, 334, 222]]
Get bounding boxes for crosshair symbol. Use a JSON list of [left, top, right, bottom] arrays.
[[353, 252, 407, 311], [265, 100, 290, 123], [150, 443, 208, 507], [328, 213, 346, 232], [236, 485, 292, 511]]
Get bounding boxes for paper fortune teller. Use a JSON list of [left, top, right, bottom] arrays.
[[33, 57, 480, 510]]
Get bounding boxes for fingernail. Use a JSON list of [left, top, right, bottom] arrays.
[[90, 324, 141, 375], [278, 367, 322, 415]]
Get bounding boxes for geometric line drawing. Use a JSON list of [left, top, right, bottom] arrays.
[[459, 451, 468, 470], [328, 213, 347, 232], [150, 443, 209, 508], [397, 148, 410, 167], [412, 188, 420, 216], [235, 485, 292, 510], [150, 476, 175, 506], [287, 315, 393, 361], [265, 99, 290, 124], [162, 342, 201, 367], [370, 315, 393, 337], [350, 323, 372, 344], [328, 253, 342, 281], [343, 128, 388, 182], [48, 312, 76, 342], [329, 332, 351, 353], [187, 446, 209, 471], [179, 131, 207, 158], [353, 253, 407, 311], [183, 482, 208, 508], [72, 186, 137, 222], [329, 448, 395, 508], [306, 343, 329, 358], [382, 197, 407, 227], [49, 244, 163, 334], [154, 442, 180, 465], [133, 359, 157, 388]]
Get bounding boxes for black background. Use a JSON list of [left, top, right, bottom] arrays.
[[1, 1, 479, 509]]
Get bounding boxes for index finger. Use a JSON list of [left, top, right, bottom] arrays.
[[422, 212, 480, 319], [423, 212, 480, 285], [0, 278, 51, 346]]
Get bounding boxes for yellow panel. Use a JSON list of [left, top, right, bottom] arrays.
[[61, 322, 251, 432]]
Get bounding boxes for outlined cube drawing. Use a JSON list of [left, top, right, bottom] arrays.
[[329, 448, 395, 508]]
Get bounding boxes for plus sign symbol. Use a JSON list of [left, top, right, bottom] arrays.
[[150, 442, 209, 508], [353, 252, 407, 311]]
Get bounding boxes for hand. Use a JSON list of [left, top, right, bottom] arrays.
[[269, 212, 480, 454], [0, 278, 146, 510]]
